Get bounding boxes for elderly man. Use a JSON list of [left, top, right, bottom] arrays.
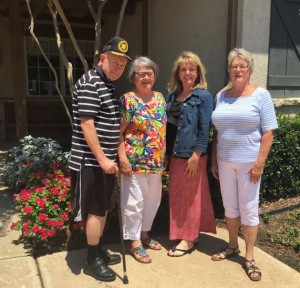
[[70, 36, 131, 282]]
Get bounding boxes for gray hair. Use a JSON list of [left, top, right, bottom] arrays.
[[128, 56, 159, 83], [227, 48, 254, 71]]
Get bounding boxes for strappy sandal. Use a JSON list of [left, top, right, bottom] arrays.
[[244, 259, 262, 281], [141, 238, 162, 250], [211, 246, 240, 261], [167, 246, 195, 257], [130, 245, 152, 264]]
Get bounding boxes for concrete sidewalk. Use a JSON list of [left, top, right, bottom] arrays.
[[1, 143, 300, 288], [1, 222, 300, 288]]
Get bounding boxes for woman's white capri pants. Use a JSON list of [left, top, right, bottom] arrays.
[[120, 173, 162, 240], [217, 159, 261, 226]]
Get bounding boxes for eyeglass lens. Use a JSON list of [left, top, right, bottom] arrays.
[[135, 72, 155, 78]]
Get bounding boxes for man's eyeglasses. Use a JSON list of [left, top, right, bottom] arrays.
[[230, 65, 249, 71], [135, 72, 155, 78]]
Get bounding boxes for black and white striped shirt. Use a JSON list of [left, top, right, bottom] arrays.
[[69, 66, 120, 171]]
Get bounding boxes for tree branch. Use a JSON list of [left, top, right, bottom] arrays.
[[86, 0, 97, 20], [25, 0, 72, 126], [47, 1, 73, 96], [23, 0, 47, 33], [116, 0, 128, 36], [92, 0, 107, 64], [51, 0, 88, 72]]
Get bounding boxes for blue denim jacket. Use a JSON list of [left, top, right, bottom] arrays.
[[166, 88, 213, 158]]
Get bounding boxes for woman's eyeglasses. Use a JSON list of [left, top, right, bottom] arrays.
[[135, 72, 155, 78], [230, 65, 249, 71]]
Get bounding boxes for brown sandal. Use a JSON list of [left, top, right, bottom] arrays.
[[244, 259, 262, 281], [211, 246, 240, 261], [142, 238, 162, 250], [130, 245, 152, 263]]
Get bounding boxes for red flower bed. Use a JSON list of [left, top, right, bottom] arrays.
[[11, 169, 73, 244]]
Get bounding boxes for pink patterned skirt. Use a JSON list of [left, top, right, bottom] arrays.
[[169, 155, 216, 241]]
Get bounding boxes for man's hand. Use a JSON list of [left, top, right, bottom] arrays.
[[99, 158, 119, 174]]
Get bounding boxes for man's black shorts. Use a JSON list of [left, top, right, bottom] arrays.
[[70, 166, 116, 221]]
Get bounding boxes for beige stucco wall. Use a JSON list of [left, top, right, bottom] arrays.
[[148, 0, 229, 96], [236, 0, 271, 88]]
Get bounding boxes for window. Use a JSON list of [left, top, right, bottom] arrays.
[[26, 37, 94, 96]]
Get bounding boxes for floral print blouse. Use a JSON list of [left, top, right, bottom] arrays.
[[119, 91, 167, 174]]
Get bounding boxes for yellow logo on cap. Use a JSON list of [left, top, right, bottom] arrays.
[[118, 41, 128, 53]]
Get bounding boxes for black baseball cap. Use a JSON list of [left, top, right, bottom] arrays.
[[102, 36, 132, 61]]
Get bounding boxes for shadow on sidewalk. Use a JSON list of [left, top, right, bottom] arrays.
[[195, 233, 245, 267], [63, 232, 243, 277], [65, 248, 87, 275], [0, 186, 16, 237]]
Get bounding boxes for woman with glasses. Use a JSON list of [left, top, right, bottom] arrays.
[[118, 56, 166, 263], [211, 48, 278, 281], [166, 51, 216, 257]]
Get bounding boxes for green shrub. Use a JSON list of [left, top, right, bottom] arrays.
[[261, 113, 300, 200], [2, 135, 70, 191]]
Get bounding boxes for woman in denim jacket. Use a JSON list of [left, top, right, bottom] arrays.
[[166, 51, 216, 257]]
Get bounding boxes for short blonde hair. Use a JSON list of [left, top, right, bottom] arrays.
[[217, 48, 255, 94], [227, 48, 254, 71], [168, 51, 208, 93]]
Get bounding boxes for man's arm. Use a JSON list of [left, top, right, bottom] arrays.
[[81, 117, 118, 174]]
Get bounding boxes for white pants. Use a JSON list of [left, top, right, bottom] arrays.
[[120, 173, 162, 240], [217, 159, 261, 226]]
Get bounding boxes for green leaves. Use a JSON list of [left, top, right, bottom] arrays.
[[2, 135, 69, 191], [260, 113, 300, 200]]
